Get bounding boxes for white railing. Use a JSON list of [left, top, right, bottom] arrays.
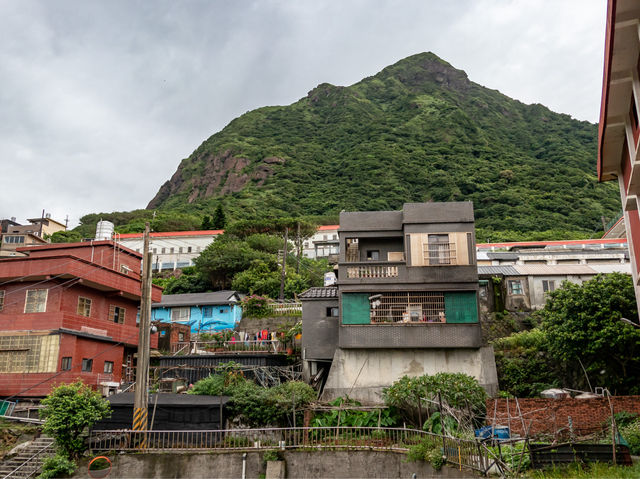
[[268, 302, 302, 315], [346, 265, 399, 279]]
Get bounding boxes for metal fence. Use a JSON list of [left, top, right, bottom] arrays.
[[170, 340, 281, 355], [442, 434, 487, 473], [90, 427, 434, 453], [268, 301, 302, 316]]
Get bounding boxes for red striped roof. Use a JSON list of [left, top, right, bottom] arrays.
[[117, 230, 223, 239], [477, 238, 627, 249]]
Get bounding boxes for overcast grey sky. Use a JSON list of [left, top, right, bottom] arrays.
[[0, 0, 607, 228]]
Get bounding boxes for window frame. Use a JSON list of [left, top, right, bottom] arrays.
[[171, 307, 191, 322], [61, 357, 72, 371], [81, 358, 93, 372], [202, 306, 213, 318], [326, 307, 339, 317], [103, 361, 114, 374], [108, 305, 126, 324], [77, 297, 92, 317], [0, 290, 4, 312], [542, 280, 556, 293], [24, 289, 48, 313], [508, 280, 524, 295]]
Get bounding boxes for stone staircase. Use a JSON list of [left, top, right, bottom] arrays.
[[0, 436, 55, 478]]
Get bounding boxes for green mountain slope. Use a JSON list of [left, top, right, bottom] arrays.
[[147, 52, 620, 239]]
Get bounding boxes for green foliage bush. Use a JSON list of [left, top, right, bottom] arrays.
[[240, 294, 272, 317], [406, 438, 444, 470], [40, 382, 111, 459], [620, 419, 640, 455], [311, 397, 399, 428], [39, 453, 76, 479], [383, 373, 486, 429]]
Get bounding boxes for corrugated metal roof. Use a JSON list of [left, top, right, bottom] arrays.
[[299, 287, 338, 299], [587, 263, 632, 274], [153, 291, 239, 308], [478, 265, 521, 276], [513, 264, 597, 275]]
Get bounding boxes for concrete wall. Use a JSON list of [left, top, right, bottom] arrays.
[[322, 347, 498, 404], [74, 450, 474, 479], [338, 324, 483, 349], [301, 299, 339, 360]]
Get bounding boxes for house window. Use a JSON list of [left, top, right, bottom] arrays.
[[326, 307, 339, 317], [81, 358, 93, 372], [542, 280, 555, 293], [178, 332, 185, 342], [77, 297, 92, 317], [160, 330, 166, 337], [4, 236, 25, 244], [0, 290, 4, 311], [109, 305, 126, 323], [424, 234, 456, 265], [61, 357, 72, 371], [153, 248, 157, 254], [508, 280, 523, 295], [104, 361, 114, 374], [367, 250, 380, 261], [187, 247, 192, 253], [0, 335, 59, 373], [178, 247, 183, 253], [170, 247, 175, 254], [171, 307, 190, 322], [161, 247, 166, 254], [202, 306, 213, 318], [25, 289, 48, 313]]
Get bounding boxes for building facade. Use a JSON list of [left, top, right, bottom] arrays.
[[302, 225, 340, 261], [151, 291, 242, 334], [0, 214, 66, 258], [0, 241, 161, 397], [598, 0, 640, 308], [301, 202, 498, 403], [116, 230, 223, 271]]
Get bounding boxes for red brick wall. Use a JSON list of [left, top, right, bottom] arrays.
[[487, 396, 640, 436]]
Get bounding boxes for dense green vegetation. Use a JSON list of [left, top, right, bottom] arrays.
[[189, 362, 315, 427], [138, 52, 619, 240], [494, 273, 640, 396]]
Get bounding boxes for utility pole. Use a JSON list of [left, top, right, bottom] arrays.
[[296, 221, 301, 274], [133, 223, 152, 446], [279, 227, 289, 301]]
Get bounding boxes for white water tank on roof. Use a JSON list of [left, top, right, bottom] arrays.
[[95, 220, 114, 240]]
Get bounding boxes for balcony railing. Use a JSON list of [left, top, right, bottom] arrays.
[[171, 340, 281, 355], [346, 265, 399, 279]]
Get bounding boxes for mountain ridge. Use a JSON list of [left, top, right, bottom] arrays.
[[147, 52, 619, 237]]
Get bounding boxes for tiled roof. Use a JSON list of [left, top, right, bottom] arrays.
[[299, 287, 338, 299]]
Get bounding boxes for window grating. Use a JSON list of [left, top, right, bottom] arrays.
[[0, 334, 59, 373], [423, 235, 457, 265], [370, 292, 445, 323]]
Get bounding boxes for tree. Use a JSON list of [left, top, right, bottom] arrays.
[[201, 215, 213, 230], [40, 382, 111, 459], [48, 230, 83, 243], [539, 273, 640, 394], [212, 204, 227, 229]]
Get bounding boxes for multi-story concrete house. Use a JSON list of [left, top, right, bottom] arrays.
[[0, 241, 161, 397], [116, 230, 223, 271], [302, 225, 340, 261], [301, 202, 498, 403], [0, 214, 66, 257]]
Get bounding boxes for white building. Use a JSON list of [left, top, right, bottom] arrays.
[[115, 230, 223, 271], [302, 225, 339, 260]]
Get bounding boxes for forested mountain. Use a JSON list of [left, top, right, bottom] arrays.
[[143, 53, 619, 239]]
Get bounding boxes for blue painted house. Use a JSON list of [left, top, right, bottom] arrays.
[[151, 291, 242, 334]]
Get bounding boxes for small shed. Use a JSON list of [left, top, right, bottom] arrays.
[[93, 393, 230, 431]]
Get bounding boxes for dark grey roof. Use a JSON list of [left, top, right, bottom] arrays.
[[486, 252, 520, 260], [107, 392, 230, 406], [154, 291, 240, 308], [478, 265, 521, 276], [299, 287, 338, 299]]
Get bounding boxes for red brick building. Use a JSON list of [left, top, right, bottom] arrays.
[[598, 0, 640, 307], [0, 241, 161, 397]]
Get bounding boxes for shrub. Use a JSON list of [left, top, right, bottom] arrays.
[[40, 382, 111, 459], [241, 295, 272, 317], [263, 450, 282, 462], [620, 419, 640, 455], [406, 438, 444, 470], [39, 453, 76, 479]]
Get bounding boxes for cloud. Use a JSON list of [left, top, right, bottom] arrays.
[[0, 0, 607, 227]]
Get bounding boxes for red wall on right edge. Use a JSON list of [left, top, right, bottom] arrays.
[[487, 397, 640, 436]]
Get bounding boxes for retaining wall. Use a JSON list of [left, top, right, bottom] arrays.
[[74, 450, 474, 478]]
